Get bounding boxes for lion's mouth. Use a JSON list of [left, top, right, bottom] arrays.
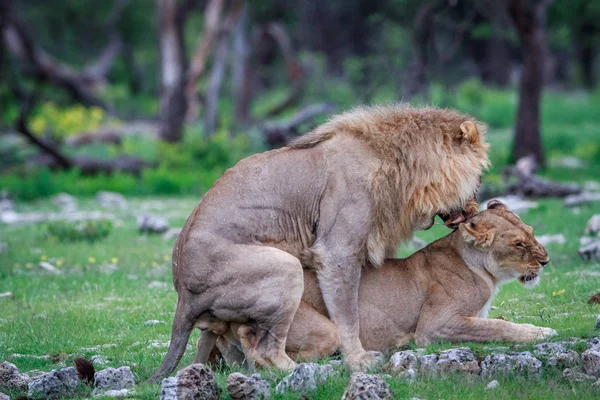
[[519, 272, 540, 287]]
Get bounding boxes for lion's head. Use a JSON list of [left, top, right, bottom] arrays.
[[458, 200, 549, 288]]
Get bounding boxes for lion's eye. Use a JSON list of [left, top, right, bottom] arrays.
[[514, 241, 525, 248]]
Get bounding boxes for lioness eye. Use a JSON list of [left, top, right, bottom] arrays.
[[515, 241, 525, 248]]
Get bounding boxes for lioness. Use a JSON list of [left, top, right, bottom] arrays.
[[150, 105, 489, 381], [195, 200, 555, 366]]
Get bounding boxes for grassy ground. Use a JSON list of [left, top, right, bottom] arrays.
[[1, 122, 600, 399]]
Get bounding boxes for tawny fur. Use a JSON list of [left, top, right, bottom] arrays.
[[292, 104, 489, 266], [196, 201, 555, 365], [150, 104, 490, 381]]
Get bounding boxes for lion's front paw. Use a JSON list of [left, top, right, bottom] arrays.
[[345, 350, 385, 372], [521, 324, 558, 341]]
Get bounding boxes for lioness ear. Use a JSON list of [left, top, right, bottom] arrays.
[[459, 121, 479, 145], [487, 200, 508, 211], [459, 221, 494, 247]]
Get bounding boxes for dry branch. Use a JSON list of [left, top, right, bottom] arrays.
[[262, 103, 335, 148]]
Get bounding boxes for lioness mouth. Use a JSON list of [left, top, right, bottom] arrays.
[[519, 273, 539, 284]]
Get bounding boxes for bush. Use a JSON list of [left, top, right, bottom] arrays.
[[44, 220, 113, 242]]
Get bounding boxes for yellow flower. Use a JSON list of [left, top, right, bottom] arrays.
[[111, 257, 119, 264], [56, 259, 64, 267], [151, 262, 158, 268], [40, 255, 47, 261], [88, 257, 96, 264], [163, 255, 170, 261], [552, 289, 566, 297]]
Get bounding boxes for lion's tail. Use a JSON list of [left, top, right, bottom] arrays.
[[147, 298, 197, 383]]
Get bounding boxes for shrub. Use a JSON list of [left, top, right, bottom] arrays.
[[44, 220, 113, 242]]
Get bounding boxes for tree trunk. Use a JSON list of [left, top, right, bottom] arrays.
[[231, 2, 252, 124], [157, 0, 188, 142], [578, 21, 597, 89], [509, 0, 553, 165], [204, 31, 229, 137]]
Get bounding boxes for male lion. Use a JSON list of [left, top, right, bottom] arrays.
[[149, 105, 489, 381], [195, 200, 555, 366]]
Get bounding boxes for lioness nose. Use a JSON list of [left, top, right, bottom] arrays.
[[540, 259, 549, 267]]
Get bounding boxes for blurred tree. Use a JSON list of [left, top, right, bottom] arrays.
[[510, 0, 553, 165]]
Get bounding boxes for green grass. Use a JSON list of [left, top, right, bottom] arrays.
[[2, 109, 600, 398]]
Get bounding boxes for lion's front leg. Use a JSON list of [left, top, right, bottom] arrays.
[[418, 316, 557, 345]]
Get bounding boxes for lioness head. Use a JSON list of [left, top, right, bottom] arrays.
[[458, 199, 549, 287]]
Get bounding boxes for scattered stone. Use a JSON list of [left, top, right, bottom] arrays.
[[584, 181, 600, 192], [0, 292, 13, 300], [387, 350, 418, 380], [585, 215, 600, 236], [28, 367, 78, 398], [0, 198, 14, 213], [419, 348, 481, 376], [99, 264, 119, 274], [227, 372, 271, 400], [582, 349, 600, 377], [579, 240, 600, 261], [94, 388, 132, 397], [0, 361, 30, 390], [481, 352, 542, 377], [38, 261, 61, 274], [532, 343, 579, 368], [341, 373, 393, 400], [275, 363, 336, 394], [144, 320, 164, 326], [481, 196, 538, 213], [52, 193, 78, 211], [90, 355, 109, 367], [485, 380, 499, 390], [596, 316, 600, 330], [587, 337, 600, 351], [550, 156, 587, 169], [0, 392, 8, 400], [137, 214, 169, 234], [148, 281, 169, 289], [96, 191, 128, 209], [163, 228, 182, 241], [562, 368, 596, 382], [93, 367, 135, 395], [160, 364, 221, 400], [26, 370, 45, 378], [536, 234, 566, 247], [565, 192, 600, 207]]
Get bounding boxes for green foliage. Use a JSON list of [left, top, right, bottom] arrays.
[[44, 220, 113, 243]]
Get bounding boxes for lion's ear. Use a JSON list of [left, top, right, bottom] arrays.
[[487, 200, 508, 211], [459, 121, 480, 145], [459, 221, 494, 247]]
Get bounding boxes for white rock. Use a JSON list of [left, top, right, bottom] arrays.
[[481, 196, 538, 213], [53, 193, 78, 211], [388, 351, 418, 380], [585, 215, 600, 236], [581, 237, 595, 247], [0, 292, 13, 299], [94, 388, 133, 397], [584, 181, 600, 192], [92, 367, 135, 395], [0, 392, 9, 400], [275, 363, 336, 394], [28, 367, 78, 398], [550, 157, 586, 169], [582, 349, 600, 376], [137, 214, 169, 234], [0, 361, 30, 390], [419, 348, 481, 376], [96, 191, 128, 209], [160, 364, 221, 400], [564, 192, 600, 207], [485, 380, 499, 390], [481, 352, 542, 377], [533, 342, 580, 368], [163, 228, 182, 241], [589, 337, 600, 351], [536, 234, 566, 246], [227, 372, 271, 400], [144, 320, 164, 326], [341, 373, 393, 400], [38, 261, 61, 274], [90, 355, 109, 367], [579, 240, 600, 261], [148, 281, 169, 289], [562, 368, 596, 382]]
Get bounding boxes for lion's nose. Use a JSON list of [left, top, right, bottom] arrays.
[[540, 259, 549, 267]]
